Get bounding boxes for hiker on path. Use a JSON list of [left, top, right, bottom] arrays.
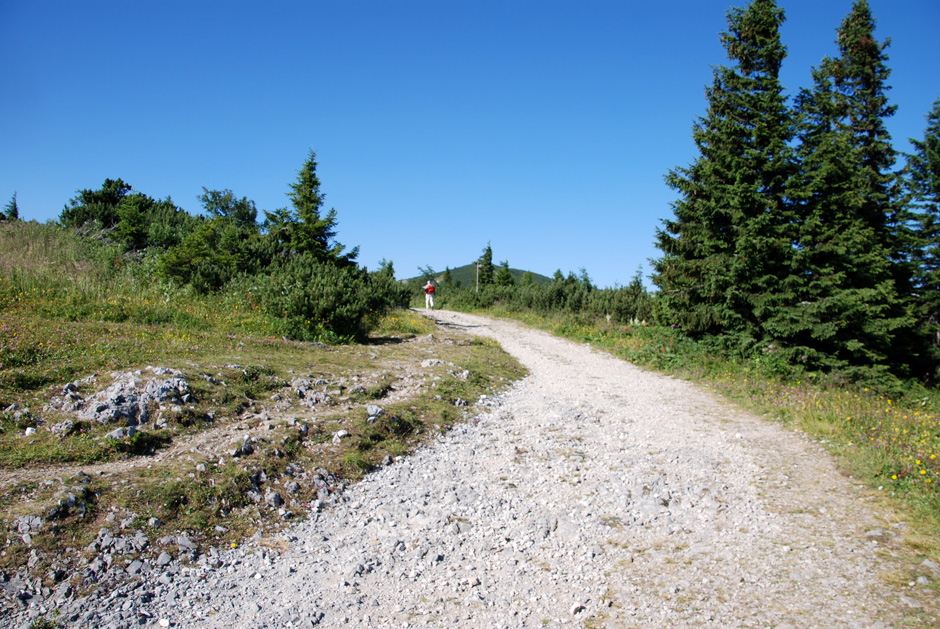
[[424, 281, 435, 309]]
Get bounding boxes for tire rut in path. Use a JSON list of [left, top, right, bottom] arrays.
[[153, 311, 923, 626]]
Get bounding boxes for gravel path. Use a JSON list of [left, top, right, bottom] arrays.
[[29, 310, 924, 627]]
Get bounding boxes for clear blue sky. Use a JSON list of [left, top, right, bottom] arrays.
[[2, 1, 938, 288]]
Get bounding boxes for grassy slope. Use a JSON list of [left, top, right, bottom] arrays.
[[0, 221, 527, 592], [4, 220, 939, 607]]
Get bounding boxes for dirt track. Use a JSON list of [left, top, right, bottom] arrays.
[[9, 310, 938, 627]]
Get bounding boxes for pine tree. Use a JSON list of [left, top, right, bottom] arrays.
[[60, 178, 131, 229], [905, 98, 940, 349], [3, 192, 18, 221], [495, 260, 516, 286], [652, 0, 795, 347], [266, 150, 358, 265], [376, 258, 395, 280], [478, 244, 494, 287], [417, 265, 436, 283], [199, 188, 257, 228], [779, 0, 917, 377]]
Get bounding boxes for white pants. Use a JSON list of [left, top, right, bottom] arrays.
[[425, 292, 434, 308]]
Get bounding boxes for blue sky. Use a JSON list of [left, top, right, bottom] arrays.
[[2, 1, 938, 288]]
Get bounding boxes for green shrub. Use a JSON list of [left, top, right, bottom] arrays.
[[247, 254, 409, 342]]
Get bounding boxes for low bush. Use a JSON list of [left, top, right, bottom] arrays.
[[246, 254, 410, 342]]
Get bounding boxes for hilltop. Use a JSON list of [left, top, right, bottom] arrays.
[[402, 263, 553, 287]]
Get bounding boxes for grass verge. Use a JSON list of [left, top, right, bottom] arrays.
[[474, 307, 940, 560]]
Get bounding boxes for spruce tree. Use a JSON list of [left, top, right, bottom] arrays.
[[3, 192, 18, 221], [653, 0, 794, 347], [265, 150, 358, 265], [779, 0, 916, 377], [478, 244, 494, 287], [905, 98, 940, 350], [495, 260, 516, 286]]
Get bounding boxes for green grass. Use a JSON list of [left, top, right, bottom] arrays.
[[0, 306, 523, 577], [0, 222, 526, 590], [0, 424, 172, 467]]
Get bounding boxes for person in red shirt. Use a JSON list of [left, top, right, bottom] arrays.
[[423, 281, 435, 309]]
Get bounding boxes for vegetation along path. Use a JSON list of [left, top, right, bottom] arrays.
[[26, 310, 939, 627]]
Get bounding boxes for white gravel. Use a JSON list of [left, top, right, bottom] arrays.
[[43, 310, 921, 627]]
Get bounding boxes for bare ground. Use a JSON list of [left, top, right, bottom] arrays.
[[5, 310, 939, 627]]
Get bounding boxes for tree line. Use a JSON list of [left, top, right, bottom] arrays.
[[418, 243, 655, 326], [53, 150, 408, 341], [10, 0, 937, 385], [651, 0, 940, 384], [418, 0, 938, 388]]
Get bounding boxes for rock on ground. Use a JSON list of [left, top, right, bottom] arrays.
[[9, 310, 929, 628]]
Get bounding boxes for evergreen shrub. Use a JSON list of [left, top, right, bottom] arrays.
[[250, 254, 409, 342]]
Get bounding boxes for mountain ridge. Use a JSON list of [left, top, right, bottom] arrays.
[[402, 263, 553, 287]]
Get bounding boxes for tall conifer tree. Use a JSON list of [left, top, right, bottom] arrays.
[[478, 244, 495, 287], [3, 192, 19, 221], [905, 98, 940, 350], [653, 0, 794, 346], [265, 150, 358, 266], [778, 0, 916, 376], [495, 260, 516, 286]]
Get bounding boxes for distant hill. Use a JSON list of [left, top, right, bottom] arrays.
[[403, 263, 553, 287]]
